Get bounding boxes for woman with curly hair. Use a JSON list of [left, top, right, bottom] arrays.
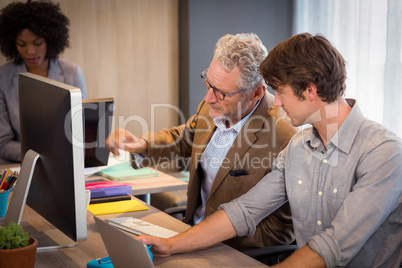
[[0, 0, 87, 163]]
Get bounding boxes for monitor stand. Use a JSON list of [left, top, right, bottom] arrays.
[[3, 149, 78, 251], [3, 149, 39, 226], [20, 205, 78, 251]]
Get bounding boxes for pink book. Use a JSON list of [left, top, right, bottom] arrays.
[[86, 181, 133, 199], [85, 181, 127, 190]]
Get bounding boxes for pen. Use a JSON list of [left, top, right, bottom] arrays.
[[6, 177, 15, 190], [0, 170, 6, 188], [6, 171, 16, 182], [0, 169, 10, 189], [1, 182, 8, 191]]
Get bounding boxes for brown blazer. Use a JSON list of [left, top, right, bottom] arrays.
[[141, 92, 297, 249]]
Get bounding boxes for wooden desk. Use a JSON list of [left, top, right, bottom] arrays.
[[88, 169, 188, 196], [1, 163, 188, 203], [92, 152, 189, 196], [88, 169, 188, 204], [19, 200, 267, 267]]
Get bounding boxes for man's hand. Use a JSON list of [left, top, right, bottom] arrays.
[[136, 235, 173, 257], [105, 128, 148, 156], [136, 210, 237, 258]]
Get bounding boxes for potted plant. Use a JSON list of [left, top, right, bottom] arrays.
[[0, 221, 38, 268]]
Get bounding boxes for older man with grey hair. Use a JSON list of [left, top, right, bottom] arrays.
[[106, 33, 298, 250]]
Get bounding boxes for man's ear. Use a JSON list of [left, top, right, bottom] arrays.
[[252, 84, 266, 101], [306, 84, 318, 101]]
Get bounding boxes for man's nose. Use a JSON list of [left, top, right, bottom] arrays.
[[205, 87, 217, 103], [273, 92, 282, 107]]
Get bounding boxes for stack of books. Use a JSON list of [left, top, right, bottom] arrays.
[[85, 181, 148, 216], [85, 181, 132, 204]]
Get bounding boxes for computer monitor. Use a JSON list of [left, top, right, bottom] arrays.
[[83, 98, 114, 168], [5, 72, 87, 247]]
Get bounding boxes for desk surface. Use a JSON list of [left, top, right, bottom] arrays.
[[19, 200, 267, 267], [0, 162, 188, 197], [88, 169, 188, 196], [99, 153, 189, 196]]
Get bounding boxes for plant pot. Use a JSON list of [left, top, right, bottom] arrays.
[[0, 237, 38, 268]]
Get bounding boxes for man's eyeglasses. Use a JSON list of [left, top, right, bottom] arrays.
[[201, 68, 247, 101]]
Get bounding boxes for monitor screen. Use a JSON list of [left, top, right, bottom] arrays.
[[83, 98, 114, 168], [16, 72, 87, 243]]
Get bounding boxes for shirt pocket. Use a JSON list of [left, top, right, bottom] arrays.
[[286, 174, 313, 220], [326, 173, 351, 211]]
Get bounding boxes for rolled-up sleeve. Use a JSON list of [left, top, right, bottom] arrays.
[[220, 198, 257, 237], [307, 234, 340, 268]]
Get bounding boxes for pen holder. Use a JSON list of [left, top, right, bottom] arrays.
[[0, 188, 11, 217]]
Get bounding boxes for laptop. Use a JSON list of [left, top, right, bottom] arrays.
[[94, 216, 155, 268]]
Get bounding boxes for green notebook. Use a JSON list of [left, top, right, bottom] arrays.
[[99, 162, 159, 181]]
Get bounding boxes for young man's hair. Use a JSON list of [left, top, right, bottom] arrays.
[[260, 33, 347, 103]]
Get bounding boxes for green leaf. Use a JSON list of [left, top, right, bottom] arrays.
[[0, 221, 30, 249]]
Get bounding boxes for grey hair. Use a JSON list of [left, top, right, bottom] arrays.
[[214, 33, 268, 91]]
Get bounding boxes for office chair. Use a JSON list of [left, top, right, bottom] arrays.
[[164, 205, 187, 221]]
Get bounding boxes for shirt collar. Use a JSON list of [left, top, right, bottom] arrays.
[[303, 99, 364, 154], [214, 99, 261, 133], [331, 99, 364, 154]]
